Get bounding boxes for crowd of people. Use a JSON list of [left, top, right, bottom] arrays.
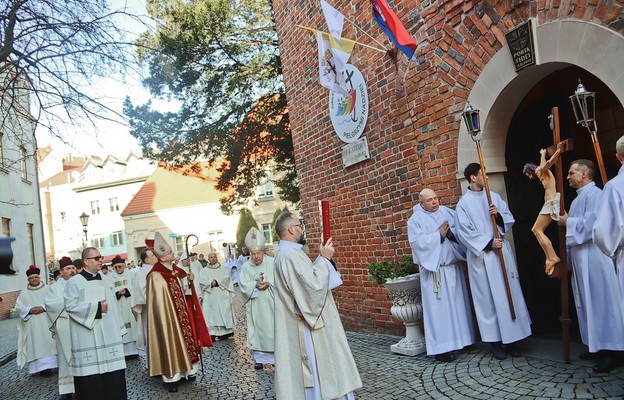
[[12, 135, 624, 399]]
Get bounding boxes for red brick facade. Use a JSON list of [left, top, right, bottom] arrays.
[[273, 0, 624, 333]]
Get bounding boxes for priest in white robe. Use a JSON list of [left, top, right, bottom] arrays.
[[593, 135, 624, 305], [131, 247, 157, 365], [408, 188, 475, 361], [559, 159, 624, 373], [239, 227, 275, 369], [456, 163, 532, 360], [64, 247, 128, 400], [199, 252, 235, 339], [274, 212, 361, 400], [16, 265, 58, 374], [45, 256, 76, 399], [189, 253, 203, 293], [108, 255, 138, 357]]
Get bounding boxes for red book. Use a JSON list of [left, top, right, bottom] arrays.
[[319, 200, 330, 244]]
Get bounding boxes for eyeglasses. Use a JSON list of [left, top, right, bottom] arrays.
[[291, 224, 303, 229], [86, 255, 103, 261]]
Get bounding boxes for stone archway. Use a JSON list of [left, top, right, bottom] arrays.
[[457, 19, 624, 194]]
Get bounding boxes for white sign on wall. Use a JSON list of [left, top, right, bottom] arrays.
[[329, 64, 369, 143]]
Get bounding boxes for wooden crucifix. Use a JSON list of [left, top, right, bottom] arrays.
[[551, 107, 573, 363]]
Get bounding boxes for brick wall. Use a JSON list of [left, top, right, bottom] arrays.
[[0, 290, 20, 320], [272, 0, 623, 333]]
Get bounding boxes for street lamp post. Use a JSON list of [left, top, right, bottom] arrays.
[[569, 79, 608, 184], [462, 101, 516, 320], [79, 212, 89, 246]]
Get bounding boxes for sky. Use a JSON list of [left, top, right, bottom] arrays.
[[35, 0, 154, 160]]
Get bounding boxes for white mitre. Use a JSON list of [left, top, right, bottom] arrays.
[[244, 227, 266, 251]]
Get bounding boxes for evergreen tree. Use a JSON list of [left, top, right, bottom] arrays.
[[123, 0, 299, 214]]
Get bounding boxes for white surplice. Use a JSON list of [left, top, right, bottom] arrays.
[[199, 263, 235, 336], [408, 204, 475, 355], [130, 263, 153, 360], [456, 188, 532, 343], [108, 269, 138, 355], [274, 240, 361, 400], [45, 278, 75, 394], [16, 282, 58, 374], [239, 255, 275, 363], [566, 181, 624, 352], [64, 270, 127, 377], [593, 165, 624, 307]]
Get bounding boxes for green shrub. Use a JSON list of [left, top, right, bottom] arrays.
[[367, 255, 419, 285]]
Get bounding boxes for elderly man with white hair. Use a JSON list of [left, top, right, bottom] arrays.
[[199, 251, 236, 340], [239, 227, 275, 369], [407, 188, 475, 362]]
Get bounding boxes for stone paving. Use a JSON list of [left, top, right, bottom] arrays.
[[1, 289, 623, 399]]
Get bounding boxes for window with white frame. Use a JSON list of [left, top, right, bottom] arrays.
[[261, 223, 273, 244], [0, 133, 5, 169], [90, 200, 100, 215], [109, 197, 119, 212], [91, 236, 104, 248], [111, 231, 124, 246], [208, 231, 224, 253], [2, 217, 10, 237], [26, 223, 35, 265], [20, 146, 28, 180], [174, 236, 185, 253], [257, 172, 274, 199]]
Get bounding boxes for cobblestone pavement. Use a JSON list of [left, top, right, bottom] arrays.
[[1, 289, 623, 399]]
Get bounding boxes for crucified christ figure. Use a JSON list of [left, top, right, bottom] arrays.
[[523, 141, 564, 276]]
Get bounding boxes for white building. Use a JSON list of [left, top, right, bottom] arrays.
[[40, 152, 156, 264], [0, 75, 46, 317]]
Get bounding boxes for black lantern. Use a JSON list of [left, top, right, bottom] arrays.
[[462, 101, 481, 137], [79, 212, 89, 244], [569, 79, 597, 133]]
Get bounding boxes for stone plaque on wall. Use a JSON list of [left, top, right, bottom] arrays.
[[505, 20, 536, 72], [341, 136, 370, 168]]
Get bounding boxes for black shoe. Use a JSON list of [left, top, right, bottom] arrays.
[[221, 333, 234, 340], [165, 382, 178, 393], [59, 394, 73, 400], [505, 343, 521, 357], [580, 351, 602, 360], [254, 363, 263, 370], [490, 342, 507, 360], [434, 352, 455, 362], [186, 374, 196, 382], [592, 356, 620, 373], [210, 335, 216, 341]]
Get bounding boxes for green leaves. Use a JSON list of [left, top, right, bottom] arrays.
[[126, 0, 298, 213], [367, 255, 420, 285]]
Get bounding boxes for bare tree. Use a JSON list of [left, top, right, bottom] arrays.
[[0, 0, 151, 163]]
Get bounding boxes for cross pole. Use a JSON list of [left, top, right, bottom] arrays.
[[473, 139, 516, 320], [550, 106, 572, 363]]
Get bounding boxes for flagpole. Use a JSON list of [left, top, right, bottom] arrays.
[[295, 24, 387, 54], [340, 14, 387, 48]]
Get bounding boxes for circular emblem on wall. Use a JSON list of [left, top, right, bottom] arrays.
[[329, 64, 369, 143]]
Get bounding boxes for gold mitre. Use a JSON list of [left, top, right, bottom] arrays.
[[244, 227, 266, 251], [152, 231, 173, 257]]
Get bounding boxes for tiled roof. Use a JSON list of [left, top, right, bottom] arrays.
[[39, 166, 83, 187], [121, 166, 224, 216]]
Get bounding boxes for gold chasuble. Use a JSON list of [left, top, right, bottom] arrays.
[[146, 262, 212, 378]]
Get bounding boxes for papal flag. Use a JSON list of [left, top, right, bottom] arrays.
[[317, 31, 356, 96], [320, 0, 344, 39]]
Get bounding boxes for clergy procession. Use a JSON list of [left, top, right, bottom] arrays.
[[5, 139, 624, 399]]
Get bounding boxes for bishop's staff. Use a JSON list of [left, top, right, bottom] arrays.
[[184, 233, 204, 377], [462, 102, 516, 320]]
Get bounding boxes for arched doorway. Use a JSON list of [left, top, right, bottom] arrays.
[[506, 65, 624, 335], [457, 20, 624, 336]]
